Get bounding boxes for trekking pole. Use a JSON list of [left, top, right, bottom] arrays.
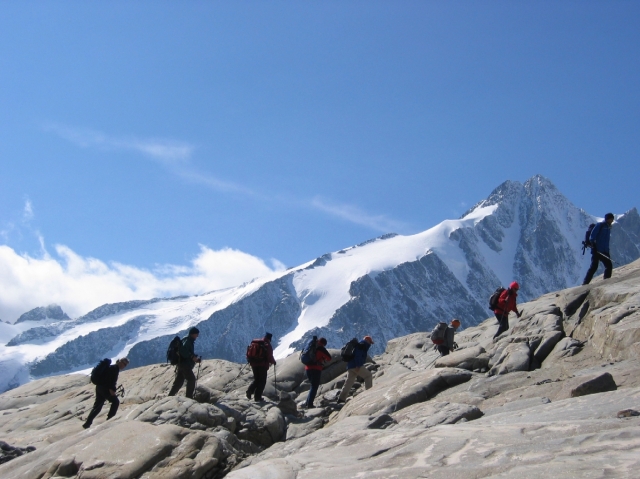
[[194, 360, 201, 394]]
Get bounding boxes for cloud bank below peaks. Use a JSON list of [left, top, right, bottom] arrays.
[[0, 244, 285, 323]]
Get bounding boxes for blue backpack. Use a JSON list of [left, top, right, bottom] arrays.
[[300, 336, 318, 366]]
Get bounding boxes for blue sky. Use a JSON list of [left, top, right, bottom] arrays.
[[0, 2, 639, 320]]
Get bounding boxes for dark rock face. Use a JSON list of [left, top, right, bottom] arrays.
[[128, 276, 301, 367], [30, 317, 147, 377], [0, 441, 35, 465], [15, 305, 70, 324]]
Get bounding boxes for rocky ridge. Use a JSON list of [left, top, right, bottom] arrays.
[[1, 258, 640, 478]]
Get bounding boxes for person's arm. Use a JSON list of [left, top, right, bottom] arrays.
[[268, 344, 276, 366], [108, 368, 118, 395], [590, 223, 602, 247]]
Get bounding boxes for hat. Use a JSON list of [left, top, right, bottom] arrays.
[[318, 337, 327, 346], [451, 319, 461, 327], [189, 327, 200, 335], [509, 281, 520, 290], [605, 213, 614, 221], [265, 332, 273, 341], [364, 335, 374, 344]]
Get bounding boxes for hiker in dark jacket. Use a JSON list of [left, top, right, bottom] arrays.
[[583, 213, 615, 285], [337, 336, 374, 403], [246, 332, 276, 402], [302, 337, 331, 409], [493, 282, 522, 339], [437, 319, 460, 356], [168, 327, 201, 399], [83, 357, 129, 429]]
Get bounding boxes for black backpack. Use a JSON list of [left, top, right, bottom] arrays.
[[582, 223, 596, 254], [300, 336, 318, 366], [166, 336, 182, 365], [430, 322, 448, 345], [246, 339, 268, 362], [340, 338, 360, 362], [489, 287, 506, 310], [90, 358, 111, 385]]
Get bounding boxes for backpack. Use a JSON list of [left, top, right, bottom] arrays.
[[430, 322, 448, 345], [90, 358, 111, 385], [582, 223, 596, 254], [166, 336, 182, 365], [300, 336, 318, 366], [489, 287, 506, 310], [246, 339, 268, 363], [340, 338, 360, 362]]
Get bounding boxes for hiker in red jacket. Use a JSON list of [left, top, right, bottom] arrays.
[[493, 282, 522, 339], [246, 332, 276, 402], [301, 337, 331, 409]]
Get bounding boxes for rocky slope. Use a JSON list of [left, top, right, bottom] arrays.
[[1, 175, 639, 394], [1, 258, 640, 478]]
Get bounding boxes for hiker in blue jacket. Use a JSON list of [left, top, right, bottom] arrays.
[[583, 213, 614, 285], [337, 336, 374, 403], [83, 358, 129, 429]]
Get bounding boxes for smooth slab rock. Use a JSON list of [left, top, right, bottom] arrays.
[[391, 401, 483, 428], [131, 396, 228, 430], [542, 337, 584, 368], [228, 387, 640, 479], [434, 345, 487, 371], [332, 368, 472, 421], [488, 342, 531, 376]]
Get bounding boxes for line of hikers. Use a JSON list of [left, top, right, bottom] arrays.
[[84, 213, 616, 424]]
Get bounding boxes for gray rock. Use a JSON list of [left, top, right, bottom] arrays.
[[488, 342, 531, 376], [434, 345, 488, 371], [556, 372, 618, 400]]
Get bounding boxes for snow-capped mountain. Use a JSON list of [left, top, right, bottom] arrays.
[[1, 175, 639, 392]]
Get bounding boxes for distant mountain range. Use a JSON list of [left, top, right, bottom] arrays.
[[1, 175, 638, 392]]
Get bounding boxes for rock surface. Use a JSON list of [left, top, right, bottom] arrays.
[[2, 258, 640, 478]]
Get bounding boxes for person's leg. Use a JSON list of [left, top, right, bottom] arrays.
[[168, 366, 186, 396], [106, 395, 120, 419], [83, 386, 107, 428], [338, 368, 357, 402], [247, 365, 258, 399], [437, 345, 449, 356], [583, 251, 601, 285], [358, 366, 373, 390], [254, 367, 268, 400], [184, 366, 197, 399], [493, 312, 509, 339], [305, 369, 321, 407], [602, 254, 613, 279]]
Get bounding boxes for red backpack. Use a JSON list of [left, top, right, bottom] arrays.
[[246, 339, 268, 362]]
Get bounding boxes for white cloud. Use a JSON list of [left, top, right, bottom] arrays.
[[23, 199, 34, 221], [44, 123, 194, 164], [0, 244, 285, 323], [311, 197, 406, 233]]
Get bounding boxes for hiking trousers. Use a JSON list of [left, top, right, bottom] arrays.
[[305, 369, 322, 407], [168, 363, 196, 399], [493, 312, 509, 339], [84, 385, 119, 427], [583, 249, 613, 285], [437, 345, 450, 356], [247, 365, 268, 400], [338, 366, 373, 402]]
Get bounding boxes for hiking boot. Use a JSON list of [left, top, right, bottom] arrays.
[[254, 397, 264, 403], [82, 422, 91, 429], [246, 391, 252, 400]]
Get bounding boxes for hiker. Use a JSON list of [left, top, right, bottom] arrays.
[[302, 337, 331, 409], [83, 358, 129, 429], [246, 332, 276, 402], [337, 335, 374, 403], [583, 213, 615, 285], [437, 319, 460, 356], [493, 282, 522, 339], [168, 327, 201, 399]]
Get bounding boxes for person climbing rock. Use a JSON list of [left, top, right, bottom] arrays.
[[246, 332, 276, 402], [437, 319, 461, 356], [493, 282, 522, 339], [583, 213, 615, 285], [168, 327, 201, 399], [301, 337, 331, 409], [83, 358, 129, 429], [337, 336, 374, 403]]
